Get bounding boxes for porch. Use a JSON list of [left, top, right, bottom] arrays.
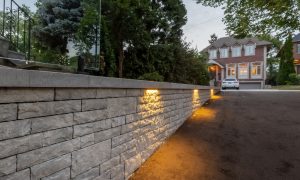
[[208, 60, 224, 87]]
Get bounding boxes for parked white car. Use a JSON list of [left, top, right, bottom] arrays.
[[222, 78, 239, 90]]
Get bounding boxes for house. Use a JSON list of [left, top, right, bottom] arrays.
[[292, 33, 300, 74], [202, 37, 271, 89]]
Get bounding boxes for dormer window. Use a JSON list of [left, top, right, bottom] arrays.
[[220, 48, 229, 58], [232, 46, 241, 57], [209, 49, 217, 59], [244, 44, 255, 56]]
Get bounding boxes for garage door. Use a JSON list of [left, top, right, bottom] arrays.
[[240, 83, 262, 89]]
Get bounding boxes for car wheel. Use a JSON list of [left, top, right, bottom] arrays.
[[236, 87, 239, 90]]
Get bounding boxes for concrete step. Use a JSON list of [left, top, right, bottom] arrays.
[[0, 36, 9, 57], [7, 50, 26, 60]]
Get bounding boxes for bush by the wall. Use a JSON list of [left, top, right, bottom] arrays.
[[286, 73, 300, 85]]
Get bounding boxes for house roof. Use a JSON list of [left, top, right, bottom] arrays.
[[202, 37, 272, 52], [292, 33, 300, 42]]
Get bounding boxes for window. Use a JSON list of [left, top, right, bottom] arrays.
[[227, 64, 236, 78], [251, 62, 262, 78], [244, 45, 255, 56], [220, 48, 229, 58], [297, 44, 300, 54], [232, 46, 241, 57], [209, 49, 217, 59], [238, 63, 249, 79]]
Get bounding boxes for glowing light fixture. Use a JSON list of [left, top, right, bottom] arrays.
[[210, 89, 214, 97], [145, 89, 159, 95]]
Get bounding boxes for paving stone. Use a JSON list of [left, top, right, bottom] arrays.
[[125, 154, 142, 178], [94, 127, 121, 143], [80, 134, 95, 148], [17, 140, 78, 170], [31, 154, 71, 180], [0, 156, 16, 177], [18, 100, 81, 119], [73, 166, 99, 180], [55, 88, 97, 100], [0, 133, 43, 159], [0, 169, 30, 180], [43, 127, 73, 146], [73, 119, 112, 137], [74, 109, 108, 125], [0, 104, 17, 122], [71, 140, 111, 177], [112, 132, 133, 148], [31, 114, 74, 133], [41, 168, 70, 180], [107, 97, 137, 118], [112, 116, 126, 128], [0, 88, 54, 104], [100, 156, 120, 174], [82, 99, 107, 111], [96, 89, 126, 98], [0, 120, 30, 141]]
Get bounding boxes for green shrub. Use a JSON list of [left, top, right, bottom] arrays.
[[138, 72, 164, 82], [287, 73, 300, 85]]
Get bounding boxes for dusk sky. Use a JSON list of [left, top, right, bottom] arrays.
[[15, 0, 226, 51]]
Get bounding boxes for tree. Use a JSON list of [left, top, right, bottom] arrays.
[[196, 0, 300, 39], [34, 0, 83, 54], [209, 33, 218, 44], [277, 34, 295, 85]]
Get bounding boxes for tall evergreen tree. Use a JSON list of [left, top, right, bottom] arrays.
[[277, 34, 295, 85], [34, 0, 83, 54]]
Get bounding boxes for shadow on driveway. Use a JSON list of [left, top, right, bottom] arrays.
[[130, 91, 300, 180]]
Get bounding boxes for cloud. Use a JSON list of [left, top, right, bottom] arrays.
[[182, 0, 226, 51]]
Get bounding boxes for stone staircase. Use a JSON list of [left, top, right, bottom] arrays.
[[0, 36, 27, 67], [0, 36, 77, 73]]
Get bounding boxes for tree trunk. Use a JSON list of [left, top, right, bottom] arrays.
[[118, 47, 124, 78]]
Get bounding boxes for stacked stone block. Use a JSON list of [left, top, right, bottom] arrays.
[[0, 87, 212, 180]]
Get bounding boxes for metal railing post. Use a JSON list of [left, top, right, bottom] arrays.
[[2, 0, 5, 36]]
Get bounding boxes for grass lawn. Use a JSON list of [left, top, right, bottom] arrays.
[[272, 85, 300, 90]]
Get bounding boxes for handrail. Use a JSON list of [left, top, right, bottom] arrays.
[[1, 0, 33, 60]]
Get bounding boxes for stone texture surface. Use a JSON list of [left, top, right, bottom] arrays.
[[74, 109, 108, 125], [17, 140, 78, 170], [41, 168, 70, 180], [0, 87, 214, 180], [0, 88, 54, 103], [107, 97, 137, 118], [18, 100, 81, 119], [31, 154, 71, 180], [0, 133, 43, 159], [94, 127, 121, 143], [0, 156, 16, 177], [1, 169, 30, 180], [82, 99, 107, 111], [73, 119, 112, 137], [112, 116, 126, 127], [72, 166, 99, 180], [96, 89, 126, 98], [71, 140, 111, 177], [55, 88, 97, 100], [0, 120, 31, 141], [31, 114, 74, 133], [0, 104, 17, 122]]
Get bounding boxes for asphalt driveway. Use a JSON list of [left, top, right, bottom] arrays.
[[131, 91, 300, 180]]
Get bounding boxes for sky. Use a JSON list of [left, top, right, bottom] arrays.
[[14, 0, 226, 51], [182, 0, 226, 50]]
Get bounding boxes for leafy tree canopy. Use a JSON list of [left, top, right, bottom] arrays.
[[196, 0, 300, 38]]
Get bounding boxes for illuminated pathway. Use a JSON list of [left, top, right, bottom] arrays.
[[130, 91, 300, 180]]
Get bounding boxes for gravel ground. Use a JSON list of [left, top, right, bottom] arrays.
[[131, 91, 300, 180]]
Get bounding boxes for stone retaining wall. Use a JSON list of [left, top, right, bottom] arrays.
[[0, 67, 217, 180]]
